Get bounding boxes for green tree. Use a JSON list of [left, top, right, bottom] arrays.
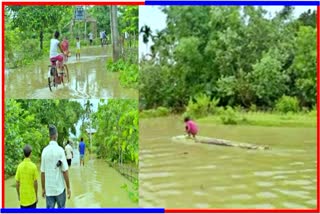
[[139, 6, 316, 111], [290, 26, 316, 107], [93, 100, 138, 166]]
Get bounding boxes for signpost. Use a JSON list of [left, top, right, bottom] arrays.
[[74, 6, 87, 39], [74, 6, 85, 21]]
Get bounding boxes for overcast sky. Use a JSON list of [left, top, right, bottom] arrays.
[[139, 6, 316, 57]]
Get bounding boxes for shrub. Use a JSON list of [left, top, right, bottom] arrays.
[[208, 98, 220, 114], [140, 106, 170, 118], [119, 64, 138, 88], [249, 104, 257, 112], [275, 96, 299, 113], [186, 94, 219, 119], [220, 106, 238, 125], [106, 58, 126, 72]]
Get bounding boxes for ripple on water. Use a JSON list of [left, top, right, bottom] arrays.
[[213, 186, 229, 191], [256, 192, 278, 198], [193, 191, 207, 196], [194, 203, 210, 208], [231, 174, 243, 179], [195, 165, 217, 170], [306, 199, 317, 206], [290, 161, 305, 166], [301, 185, 315, 191], [274, 189, 311, 199], [249, 204, 275, 208], [140, 172, 173, 180], [219, 155, 231, 159], [231, 194, 252, 200], [235, 184, 247, 189], [157, 190, 182, 197], [256, 181, 274, 187], [273, 175, 287, 180], [282, 202, 306, 208], [254, 170, 302, 177], [283, 179, 312, 186]]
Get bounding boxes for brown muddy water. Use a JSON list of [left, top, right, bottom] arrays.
[[139, 116, 316, 208], [5, 46, 137, 99], [5, 149, 137, 208]]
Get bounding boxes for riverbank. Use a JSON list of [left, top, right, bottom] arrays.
[[140, 108, 316, 128]]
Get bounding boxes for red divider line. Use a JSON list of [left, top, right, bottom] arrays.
[[2, 1, 145, 6]]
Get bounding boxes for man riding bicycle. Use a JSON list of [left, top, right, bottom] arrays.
[[50, 31, 67, 74]]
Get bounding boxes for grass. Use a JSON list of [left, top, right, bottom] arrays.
[[199, 111, 316, 128]]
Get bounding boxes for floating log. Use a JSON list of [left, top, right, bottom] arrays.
[[172, 135, 269, 150]]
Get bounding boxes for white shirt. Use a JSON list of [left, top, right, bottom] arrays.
[[100, 31, 103, 39], [41, 141, 69, 196], [76, 41, 80, 49], [88, 33, 93, 40], [65, 144, 73, 159], [49, 38, 60, 58]]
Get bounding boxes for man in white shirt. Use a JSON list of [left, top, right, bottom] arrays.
[[41, 125, 71, 208], [100, 31, 105, 47], [64, 140, 73, 167]]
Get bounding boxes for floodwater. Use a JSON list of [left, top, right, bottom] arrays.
[[5, 149, 137, 208], [139, 116, 316, 208], [5, 46, 138, 99]]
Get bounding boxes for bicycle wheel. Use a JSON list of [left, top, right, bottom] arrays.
[[53, 68, 58, 88], [63, 64, 69, 82], [48, 77, 52, 92], [48, 67, 54, 92]]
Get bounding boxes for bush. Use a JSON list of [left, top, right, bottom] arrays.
[[308, 105, 316, 116], [220, 106, 238, 125], [140, 106, 171, 118], [120, 64, 138, 88], [106, 58, 126, 72], [249, 104, 257, 112], [275, 96, 299, 113], [186, 94, 220, 119]]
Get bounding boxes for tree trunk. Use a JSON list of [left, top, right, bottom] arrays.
[[40, 30, 43, 50], [110, 6, 120, 62]]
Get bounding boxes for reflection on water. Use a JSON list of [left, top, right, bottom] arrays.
[[5, 46, 137, 99], [139, 116, 316, 208], [5, 150, 137, 208]]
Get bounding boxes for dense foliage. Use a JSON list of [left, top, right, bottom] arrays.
[[139, 6, 316, 111], [5, 5, 138, 69], [92, 100, 139, 167], [5, 99, 84, 176], [106, 6, 139, 89], [5, 6, 73, 67]]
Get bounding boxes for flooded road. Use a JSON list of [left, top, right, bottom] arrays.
[[5, 46, 138, 99], [139, 116, 316, 208], [5, 150, 137, 208]]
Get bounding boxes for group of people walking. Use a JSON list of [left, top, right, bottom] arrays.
[[88, 31, 107, 47], [15, 125, 86, 208]]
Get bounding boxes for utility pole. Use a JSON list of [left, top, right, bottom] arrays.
[[110, 6, 120, 62]]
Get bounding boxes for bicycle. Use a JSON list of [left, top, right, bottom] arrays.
[[48, 58, 69, 92]]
